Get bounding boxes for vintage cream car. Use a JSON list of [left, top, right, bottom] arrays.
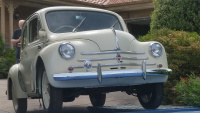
[[7, 6, 171, 113]]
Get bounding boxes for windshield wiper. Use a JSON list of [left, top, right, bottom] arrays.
[[73, 17, 86, 32], [111, 20, 118, 29]]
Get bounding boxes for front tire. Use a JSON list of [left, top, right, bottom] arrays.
[[89, 93, 106, 107], [12, 84, 27, 113], [41, 70, 63, 113], [137, 83, 164, 109]]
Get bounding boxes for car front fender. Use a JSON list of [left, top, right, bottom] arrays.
[[38, 39, 100, 87], [130, 40, 169, 69], [7, 64, 28, 100]]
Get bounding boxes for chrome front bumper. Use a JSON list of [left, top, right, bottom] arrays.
[[54, 68, 171, 81], [52, 68, 172, 88]]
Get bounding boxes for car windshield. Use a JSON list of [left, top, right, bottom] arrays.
[[46, 10, 123, 33]]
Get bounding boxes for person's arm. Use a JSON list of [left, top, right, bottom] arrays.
[[11, 30, 21, 44], [11, 37, 21, 44]]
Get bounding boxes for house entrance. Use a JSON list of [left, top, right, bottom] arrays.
[[125, 17, 151, 39]]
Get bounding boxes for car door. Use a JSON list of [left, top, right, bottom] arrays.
[[20, 14, 43, 94], [20, 21, 31, 93]]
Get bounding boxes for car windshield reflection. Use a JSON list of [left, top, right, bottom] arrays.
[[45, 11, 123, 33]]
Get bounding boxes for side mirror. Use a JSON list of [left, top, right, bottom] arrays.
[[38, 29, 47, 38]]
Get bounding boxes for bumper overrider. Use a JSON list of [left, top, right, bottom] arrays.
[[53, 63, 172, 88]]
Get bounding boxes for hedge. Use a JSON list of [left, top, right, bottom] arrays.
[[0, 34, 15, 79], [139, 28, 200, 105]]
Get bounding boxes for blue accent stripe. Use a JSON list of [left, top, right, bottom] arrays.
[[54, 75, 97, 81]]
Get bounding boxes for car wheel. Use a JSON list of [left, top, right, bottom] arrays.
[[137, 83, 163, 109], [41, 70, 63, 113], [89, 93, 106, 107], [12, 84, 27, 113]]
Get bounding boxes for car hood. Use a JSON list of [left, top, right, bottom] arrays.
[[48, 29, 135, 51]]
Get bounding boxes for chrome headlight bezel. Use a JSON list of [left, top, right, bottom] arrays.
[[149, 43, 163, 58], [59, 42, 75, 60]]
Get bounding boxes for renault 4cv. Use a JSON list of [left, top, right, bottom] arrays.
[[7, 6, 171, 113]]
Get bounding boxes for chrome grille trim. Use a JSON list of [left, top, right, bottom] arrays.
[[78, 57, 149, 62], [73, 50, 155, 70], [81, 51, 145, 55], [70, 63, 156, 69]]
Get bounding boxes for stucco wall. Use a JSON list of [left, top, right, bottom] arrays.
[[118, 8, 153, 19]]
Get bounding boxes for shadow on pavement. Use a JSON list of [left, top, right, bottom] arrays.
[[61, 106, 142, 113], [26, 106, 200, 113], [87, 106, 143, 113]]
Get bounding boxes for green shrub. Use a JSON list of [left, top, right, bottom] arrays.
[[175, 72, 200, 107], [0, 34, 15, 78], [0, 34, 5, 56], [0, 57, 7, 79], [0, 49, 15, 79], [151, 0, 200, 34], [139, 28, 200, 105]]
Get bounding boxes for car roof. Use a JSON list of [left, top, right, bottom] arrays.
[[36, 6, 118, 15]]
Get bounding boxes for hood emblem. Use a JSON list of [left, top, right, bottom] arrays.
[[112, 28, 120, 50], [116, 53, 122, 63]]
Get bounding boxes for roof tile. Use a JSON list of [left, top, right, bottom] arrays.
[[76, 0, 140, 5]]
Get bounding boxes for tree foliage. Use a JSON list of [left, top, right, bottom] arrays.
[[151, 0, 200, 34]]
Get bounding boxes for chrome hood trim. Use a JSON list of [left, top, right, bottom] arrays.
[[49, 29, 134, 51]]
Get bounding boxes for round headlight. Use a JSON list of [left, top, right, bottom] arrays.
[[149, 43, 162, 58], [59, 43, 75, 60]]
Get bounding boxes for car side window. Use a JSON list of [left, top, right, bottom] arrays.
[[21, 26, 28, 49], [29, 18, 41, 43]]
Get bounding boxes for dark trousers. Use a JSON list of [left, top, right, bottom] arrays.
[[16, 58, 20, 63]]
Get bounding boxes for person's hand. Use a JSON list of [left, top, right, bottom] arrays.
[[18, 37, 21, 42]]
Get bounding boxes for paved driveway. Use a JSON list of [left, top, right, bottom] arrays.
[[1, 79, 200, 113], [0, 79, 140, 113]]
